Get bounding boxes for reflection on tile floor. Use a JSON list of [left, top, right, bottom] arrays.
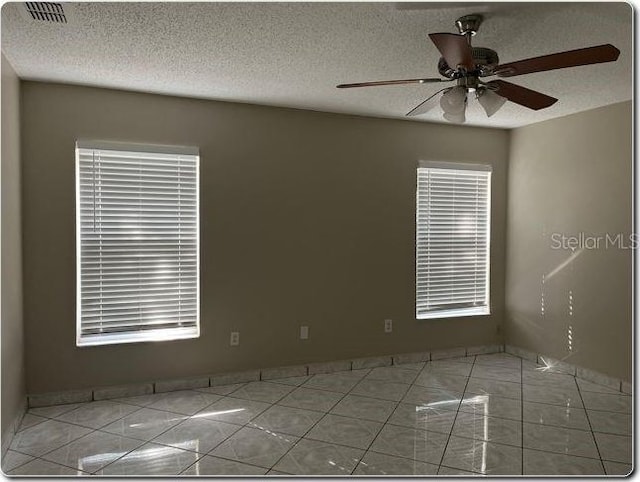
[[2, 353, 633, 476]]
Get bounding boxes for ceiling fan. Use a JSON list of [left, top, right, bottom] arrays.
[[336, 14, 620, 123]]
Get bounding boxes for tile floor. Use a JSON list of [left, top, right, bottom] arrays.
[[2, 353, 633, 476]]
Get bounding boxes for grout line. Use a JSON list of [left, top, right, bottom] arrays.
[[347, 390, 403, 475], [434, 354, 476, 474], [90, 391, 246, 474], [9, 454, 93, 475], [171, 388, 292, 475], [11, 403, 149, 473], [265, 377, 364, 475], [178, 452, 270, 475], [11, 353, 630, 477], [574, 376, 608, 475], [94, 409, 211, 474]]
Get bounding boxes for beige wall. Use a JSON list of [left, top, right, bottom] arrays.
[[21, 81, 509, 394], [1, 54, 25, 446], [505, 101, 632, 381]]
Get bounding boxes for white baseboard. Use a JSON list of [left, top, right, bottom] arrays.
[[26, 343, 503, 407], [505, 344, 630, 394], [24, 342, 631, 409]]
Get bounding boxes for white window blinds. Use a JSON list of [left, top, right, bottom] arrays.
[[76, 141, 200, 346], [416, 161, 491, 319]]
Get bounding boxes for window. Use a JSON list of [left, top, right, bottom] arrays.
[[416, 161, 491, 319], [76, 141, 199, 346]]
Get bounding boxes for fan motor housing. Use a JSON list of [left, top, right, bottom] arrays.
[[438, 46, 500, 78]]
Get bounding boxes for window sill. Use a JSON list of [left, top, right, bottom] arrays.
[[77, 326, 199, 347], [417, 307, 490, 320]]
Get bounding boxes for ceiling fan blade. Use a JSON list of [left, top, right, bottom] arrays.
[[406, 87, 451, 116], [337, 78, 447, 88], [487, 80, 558, 110], [428, 33, 475, 71], [494, 44, 620, 77]]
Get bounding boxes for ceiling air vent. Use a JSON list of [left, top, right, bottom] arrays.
[[24, 2, 67, 23]]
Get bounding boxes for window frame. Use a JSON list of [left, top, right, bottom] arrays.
[[75, 140, 201, 346], [415, 160, 492, 320]]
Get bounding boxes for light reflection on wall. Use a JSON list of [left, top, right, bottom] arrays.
[[540, 273, 546, 317], [568, 289, 574, 353]]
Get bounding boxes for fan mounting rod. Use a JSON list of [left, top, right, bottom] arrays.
[[455, 14, 483, 37]]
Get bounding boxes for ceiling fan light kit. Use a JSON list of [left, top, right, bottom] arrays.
[[337, 13, 620, 124]]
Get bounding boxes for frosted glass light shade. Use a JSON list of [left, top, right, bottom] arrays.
[[478, 89, 507, 117], [440, 86, 467, 114], [441, 86, 467, 123], [443, 111, 466, 123]]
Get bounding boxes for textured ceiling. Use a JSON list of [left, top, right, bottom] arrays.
[[1, 2, 632, 128]]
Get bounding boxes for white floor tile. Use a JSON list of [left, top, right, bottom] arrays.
[[306, 414, 383, 449], [603, 460, 632, 475], [368, 423, 448, 465], [55, 400, 141, 429], [248, 404, 324, 436], [523, 422, 600, 459], [581, 391, 632, 413], [587, 409, 631, 436], [9, 458, 87, 475], [459, 394, 522, 421], [522, 384, 583, 408], [594, 432, 632, 464], [387, 402, 457, 434], [452, 412, 522, 447], [266, 375, 311, 387], [1, 450, 35, 472], [152, 417, 241, 453], [365, 366, 419, 384], [330, 394, 397, 423], [97, 442, 200, 475], [100, 407, 186, 441], [278, 387, 343, 412], [16, 413, 48, 432], [146, 390, 221, 415], [402, 385, 462, 409], [522, 401, 590, 431], [229, 381, 295, 403], [9, 419, 93, 457], [273, 438, 363, 475], [181, 454, 267, 475], [194, 396, 271, 425], [423, 360, 474, 377], [413, 372, 469, 392], [353, 451, 438, 475], [351, 378, 410, 401], [577, 378, 621, 394], [210, 426, 298, 468], [6, 353, 632, 477], [302, 373, 361, 393], [471, 365, 521, 383], [442, 435, 522, 475], [523, 448, 604, 475], [42, 430, 144, 472], [193, 383, 246, 396], [465, 377, 521, 400], [27, 402, 86, 418]]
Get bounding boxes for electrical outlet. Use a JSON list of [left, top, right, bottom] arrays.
[[230, 331, 240, 346], [384, 319, 393, 333], [300, 325, 309, 340]]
